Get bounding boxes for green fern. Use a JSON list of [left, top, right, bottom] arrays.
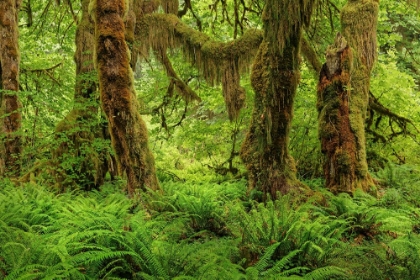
[[302, 266, 347, 280]]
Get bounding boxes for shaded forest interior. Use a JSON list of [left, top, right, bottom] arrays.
[[1, 0, 420, 279]]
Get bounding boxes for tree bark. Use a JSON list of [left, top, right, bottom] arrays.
[[240, 0, 315, 199], [0, 0, 22, 177], [317, 34, 359, 193], [93, 0, 159, 195], [52, 0, 113, 191], [318, 0, 379, 193], [340, 0, 378, 192]]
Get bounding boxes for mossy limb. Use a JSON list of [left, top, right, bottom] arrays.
[[136, 13, 263, 119]]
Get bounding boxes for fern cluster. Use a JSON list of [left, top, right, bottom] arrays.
[[1, 169, 420, 279]]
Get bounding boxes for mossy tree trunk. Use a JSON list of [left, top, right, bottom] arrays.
[[93, 0, 159, 195], [0, 0, 22, 177], [53, 0, 114, 191], [318, 0, 378, 193], [317, 34, 359, 193], [240, 0, 314, 199]]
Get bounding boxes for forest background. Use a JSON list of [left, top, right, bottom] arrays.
[[1, 0, 420, 279]]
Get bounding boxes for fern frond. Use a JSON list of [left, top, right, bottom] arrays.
[[263, 249, 303, 275], [4, 264, 47, 280], [252, 242, 281, 273], [303, 266, 347, 280]]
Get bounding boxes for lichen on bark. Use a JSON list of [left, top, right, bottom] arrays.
[[0, 0, 22, 177], [92, 0, 159, 195]]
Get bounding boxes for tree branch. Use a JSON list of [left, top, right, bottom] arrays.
[[155, 47, 201, 103], [136, 13, 263, 119]]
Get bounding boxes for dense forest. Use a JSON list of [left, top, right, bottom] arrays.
[[1, 0, 420, 278]]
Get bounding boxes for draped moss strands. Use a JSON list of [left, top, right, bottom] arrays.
[[136, 13, 263, 119]]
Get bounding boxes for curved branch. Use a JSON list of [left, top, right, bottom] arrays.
[[155, 48, 201, 103], [368, 91, 419, 138], [136, 13, 263, 119], [137, 14, 263, 82], [301, 36, 322, 74]]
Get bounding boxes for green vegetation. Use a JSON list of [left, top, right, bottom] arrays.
[[1, 0, 420, 278], [1, 167, 420, 279]]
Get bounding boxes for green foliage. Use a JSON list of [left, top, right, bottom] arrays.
[[2, 175, 420, 279], [231, 195, 350, 278], [15, 1, 81, 183], [291, 63, 322, 179], [2, 1, 420, 279]]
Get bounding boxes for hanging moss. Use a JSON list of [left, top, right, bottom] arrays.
[[222, 59, 246, 120], [161, 0, 178, 14], [136, 13, 263, 119], [263, 0, 314, 55], [93, 0, 159, 195], [0, 0, 22, 177], [137, 14, 262, 81]]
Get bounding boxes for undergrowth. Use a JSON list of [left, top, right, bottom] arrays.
[[1, 165, 420, 279]]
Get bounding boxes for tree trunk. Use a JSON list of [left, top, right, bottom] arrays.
[[52, 0, 114, 191], [93, 0, 159, 195], [0, 0, 22, 177], [240, 0, 314, 199], [317, 34, 359, 193], [318, 0, 379, 193]]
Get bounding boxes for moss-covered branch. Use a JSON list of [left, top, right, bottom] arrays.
[[154, 48, 201, 103], [301, 36, 322, 74], [136, 13, 263, 119]]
